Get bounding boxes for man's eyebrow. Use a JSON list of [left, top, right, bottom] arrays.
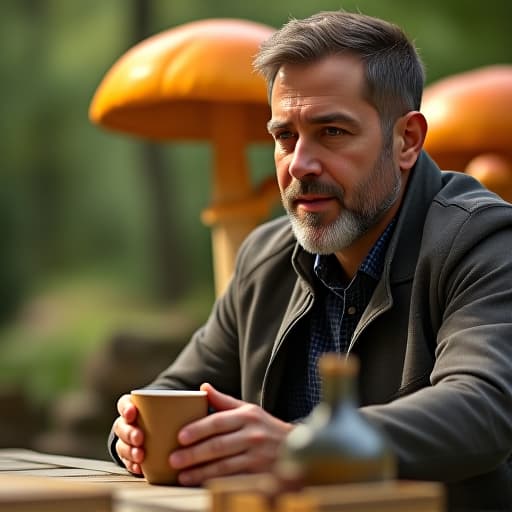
[[267, 120, 290, 133], [267, 112, 360, 133], [308, 112, 360, 129]]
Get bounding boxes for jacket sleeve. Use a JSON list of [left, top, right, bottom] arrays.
[[361, 205, 512, 483], [143, 216, 296, 400]]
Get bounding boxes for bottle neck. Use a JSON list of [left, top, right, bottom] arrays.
[[322, 373, 358, 408]]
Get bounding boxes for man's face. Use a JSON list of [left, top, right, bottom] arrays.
[[268, 54, 403, 254]]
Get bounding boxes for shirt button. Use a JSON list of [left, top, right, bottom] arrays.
[[347, 306, 357, 315]]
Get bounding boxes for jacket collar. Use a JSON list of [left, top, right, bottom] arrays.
[[385, 150, 443, 283]]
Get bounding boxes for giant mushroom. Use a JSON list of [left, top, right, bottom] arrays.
[[89, 18, 278, 296], [422, 65, 512, 202]]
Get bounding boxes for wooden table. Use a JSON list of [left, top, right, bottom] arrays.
[[0, 448, 209, 511], [0, 449, 445, 511]]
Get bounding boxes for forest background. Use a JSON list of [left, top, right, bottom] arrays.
[[0, 0, 510, 457]]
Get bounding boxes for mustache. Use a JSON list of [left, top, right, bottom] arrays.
[[283, 179, 344, 203]]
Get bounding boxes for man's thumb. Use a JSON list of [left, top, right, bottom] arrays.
[[200, 382, 243, 412]]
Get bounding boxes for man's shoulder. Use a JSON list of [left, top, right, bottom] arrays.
[[422, 170, 512, 253], [436, 170, 512, 216]]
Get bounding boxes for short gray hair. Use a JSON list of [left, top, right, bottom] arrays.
[[253, 11, 425, 134]]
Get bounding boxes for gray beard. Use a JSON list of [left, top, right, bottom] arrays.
[[287, 206, 372, 254], [282, 154, 401, 254]]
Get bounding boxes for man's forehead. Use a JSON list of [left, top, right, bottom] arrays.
[[272, 57, 365, 101], [274, 91, 343, 109], [271, 74, 353, 113], [268, 61, 378, 132]]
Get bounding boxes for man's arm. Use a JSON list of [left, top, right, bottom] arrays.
[[362, 217, 512, 482]]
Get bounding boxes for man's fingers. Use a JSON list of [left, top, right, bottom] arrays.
[[201, 382, 244, 412], [113, 416, 144, 447], [178, 401, 261, 446], [176, 382, 250, 446], [173, 403, 281, 469], [166, 391, 293, 486], [171, 428, 246, 469], [116, 438, 144, 466], [123, 460, 143, 475], [176, 451, 266, 486], [114, 394, 145, 476], [120, 455, 143, 476], [117, 394, 138, 423]]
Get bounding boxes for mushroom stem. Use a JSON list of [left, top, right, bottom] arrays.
[[208, 103, 257, 296]]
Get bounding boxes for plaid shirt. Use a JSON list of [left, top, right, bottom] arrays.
[[285, 220, 396, 420]]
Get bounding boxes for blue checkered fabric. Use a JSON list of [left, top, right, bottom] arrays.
[[286, 220, 396, 420]]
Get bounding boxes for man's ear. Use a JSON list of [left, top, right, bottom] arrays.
[[395, 111, 428, 171]]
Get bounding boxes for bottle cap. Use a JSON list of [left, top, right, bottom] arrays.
[[318, 353, 359, 377]]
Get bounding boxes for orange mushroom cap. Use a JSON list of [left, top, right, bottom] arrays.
[[422, 65, 512, 170], [89, 18, 275, 141]]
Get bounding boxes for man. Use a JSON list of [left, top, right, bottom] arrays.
[[110, 11, 512, 510]]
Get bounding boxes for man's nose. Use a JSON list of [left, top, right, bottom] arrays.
[[288, 138, 322, 180]]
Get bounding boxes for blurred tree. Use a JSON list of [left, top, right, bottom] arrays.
[[130, 0, 186, 300], [0, 178, 25, 323]]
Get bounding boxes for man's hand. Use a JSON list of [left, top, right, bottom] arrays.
[[169, 382, 294, 485], [113, 394, 145, 475]]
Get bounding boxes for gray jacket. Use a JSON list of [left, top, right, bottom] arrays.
[[112, 151, 512, 510]]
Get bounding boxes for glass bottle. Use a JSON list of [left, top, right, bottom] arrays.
[[276, 353, 395, 486]]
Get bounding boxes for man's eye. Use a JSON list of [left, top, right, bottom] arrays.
[[325, 126, 345, 136], [275, 131, 295, 140]]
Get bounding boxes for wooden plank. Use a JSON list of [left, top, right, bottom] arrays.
[[73, 474, 147, 484], [205, 475, 444, 512], [228, 493, 273, 512], [0, 474, 112, 512], [277, 481, 444, 512], [0, 448, 128, 475], [5, 468, 115, 477], [118, 494, 209, 512], [116, 487, 206, 501], [115, 486, 209, 512], [0, 459, 58, 471], [0, 450, 209, 511], [207, 473, 279, 512]]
